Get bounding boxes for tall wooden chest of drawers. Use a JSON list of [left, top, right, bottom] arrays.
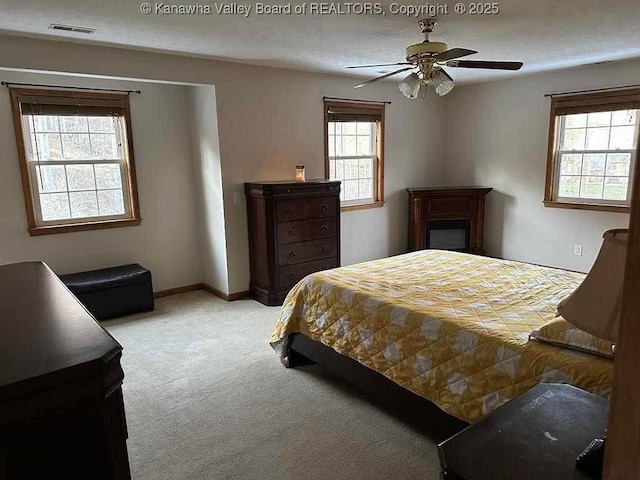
[[245, 180, 341, 306]]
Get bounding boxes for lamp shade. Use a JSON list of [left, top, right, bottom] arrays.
[[430, 69, 455, 96], [399, 73, 421, 99], [558, 229, 628, 342]]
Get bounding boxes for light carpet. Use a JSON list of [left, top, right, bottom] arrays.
[[103, 290, 443, 479]]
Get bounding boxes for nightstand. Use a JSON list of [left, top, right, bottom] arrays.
[[438, 383, 608, 480]]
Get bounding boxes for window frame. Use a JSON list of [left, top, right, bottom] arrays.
[[544, 89, 640, 213], [324, 100, 385, 211], [9, 88, 141, 236]]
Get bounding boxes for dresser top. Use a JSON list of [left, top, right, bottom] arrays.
[[0, 261, 121, 394], [245, 179, 340, 187], [245, 180, 341, 197]]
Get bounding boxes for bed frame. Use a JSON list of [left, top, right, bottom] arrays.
[[285, 332, 468, 439]]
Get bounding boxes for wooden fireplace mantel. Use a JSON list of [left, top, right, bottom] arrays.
[[406, 187, 493, 254]]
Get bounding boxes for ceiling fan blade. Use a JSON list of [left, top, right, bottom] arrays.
[[435, 48, 477, 61], [438, 67, 454, 82], [446, 60, 523, 70], [346, 62, 413, 69], [354, 67, 415, 89]]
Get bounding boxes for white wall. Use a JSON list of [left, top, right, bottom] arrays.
[[188, 85, 229, 293], [9, 34, 625, 287], [443, 60, 636, 272], [0, 34, 445, 293], [0, 71, 202, 290], [212, 68, 445, 277]]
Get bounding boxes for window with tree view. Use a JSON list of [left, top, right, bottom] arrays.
[[545, 89, 639, 211], [10, 89, 140, 235], [325, 101, 384, 209]]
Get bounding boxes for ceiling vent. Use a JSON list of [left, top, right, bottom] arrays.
[[48, 23, 96, 34]]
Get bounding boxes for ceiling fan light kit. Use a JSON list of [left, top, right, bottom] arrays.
[[347, 18, 524, 99], [430, 69, 455, 96], [399, 73, 422, 99]]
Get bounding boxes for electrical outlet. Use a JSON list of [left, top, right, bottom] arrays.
[[233, 192, 242, 205], [573, 244, 583, 256]]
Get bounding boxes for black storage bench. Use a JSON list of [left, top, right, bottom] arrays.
[[60, 264, 154, 321]]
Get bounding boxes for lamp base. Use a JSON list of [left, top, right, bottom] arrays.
[[576, 437, 605, 478]]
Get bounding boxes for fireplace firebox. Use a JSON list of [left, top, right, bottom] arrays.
[[407, 187, 492, 254], [427, 219, 471, 252]]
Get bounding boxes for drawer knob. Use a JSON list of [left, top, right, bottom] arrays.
[[288, 251, 296, 258], [321, 245, 330, 254], [320, 225, 329, 233], [288, 272, 296, 280], [286, 205, 295, 214], [287, 230, 296, 237], [320, 204, 329, 211]]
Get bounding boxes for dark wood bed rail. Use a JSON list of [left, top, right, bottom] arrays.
[[287, 333, 468, 441]]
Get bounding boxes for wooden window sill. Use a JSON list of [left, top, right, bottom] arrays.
[[28, 218, 142, 236], [543, 200, 630, 213], [340, 201, 385, 212]]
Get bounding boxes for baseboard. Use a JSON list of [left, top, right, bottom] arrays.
[[153, 283, 202, 298], [154, 283, 250, 301], [228, 290, 250, 301], [201, 283, 250, 302]]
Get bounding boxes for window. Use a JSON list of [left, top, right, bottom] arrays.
[[10, 89, 141, 235], [545, 89, 640, 212], [324, 100, 385, 210]]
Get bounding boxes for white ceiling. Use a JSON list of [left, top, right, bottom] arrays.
[[1, 0, 640, 85]]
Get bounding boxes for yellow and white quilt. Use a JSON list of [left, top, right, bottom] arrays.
[[270, 250, 613, 423]]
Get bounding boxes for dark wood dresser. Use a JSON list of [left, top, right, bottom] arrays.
[[0, 262, 130, 479], [407, 187, 492, 254], [245, 180, 341, 306]]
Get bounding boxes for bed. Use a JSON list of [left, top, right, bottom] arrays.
[[270, 250, 613, 424]]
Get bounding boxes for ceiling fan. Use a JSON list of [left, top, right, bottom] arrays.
[[347, 18, 523, 98]]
